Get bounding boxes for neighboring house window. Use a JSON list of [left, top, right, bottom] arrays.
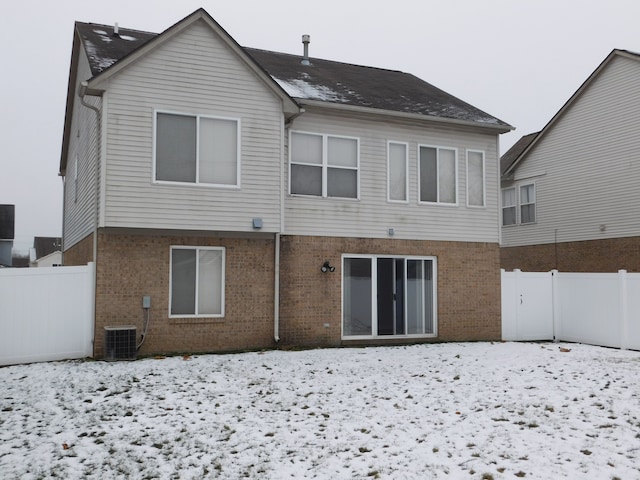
[[466, 150, 485, 207], [155, 112, 239, 186], [290, 131, 359, 199], [502, 188, 516, 226], [343, 255, 436, 338], [419, 146, 457, 204], [388, 141, 408, 202], [170, 246, 225, 317], [520, 184, 536, 223]]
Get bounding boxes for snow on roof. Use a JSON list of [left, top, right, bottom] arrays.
[[74, 21, 511, 129]]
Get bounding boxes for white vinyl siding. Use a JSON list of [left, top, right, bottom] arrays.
[[502, 54, 640, 247], [100, 20, 284, 233], [290, 131, 359, 199], [154, 111, 240, 187], [170, 246, 224, 317], [388, 141, 408, 202], [419, 146, 457, 204], [62, 51, 100, 250], [285, 111, 501, 243], [466, 150, 485, 207]]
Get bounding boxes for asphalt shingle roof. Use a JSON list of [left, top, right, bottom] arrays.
[[74, 21, 510, 128]]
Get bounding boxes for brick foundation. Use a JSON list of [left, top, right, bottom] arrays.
[[279, 236, 501, 346], [93, 231, 276, 358], [501, 237, 640, 272]]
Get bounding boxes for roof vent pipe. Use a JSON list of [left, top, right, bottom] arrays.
[[301, 34, 310, 65], [113, 22, 119, 37]]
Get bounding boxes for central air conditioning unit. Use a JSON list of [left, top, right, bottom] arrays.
[[104, 326, 137, 361]]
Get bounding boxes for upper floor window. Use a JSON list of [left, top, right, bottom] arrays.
[[155, 112, 240, 187], [290, 131, 359, 199], [502, 183, 535, 225], [466, 150, 485, 207], [419, 146, 457, 204], [520, 184, 536, 223], [502, 188, 516, 226], [388, 142, 408, 202]]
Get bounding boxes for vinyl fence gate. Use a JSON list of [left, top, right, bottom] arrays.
[[501, 269, 640, 350]]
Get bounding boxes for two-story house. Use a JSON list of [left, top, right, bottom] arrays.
[[501, 49, 640, 272], [60, 9, 512, 358]]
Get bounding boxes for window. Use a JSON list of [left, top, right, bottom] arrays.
[[419, 146, 457, 204], [155, 112, 239, 186], [342, 255, 436, 338], [502, 188, 516, 226], [290, 131, 358, 198], [502, 184, 536, 225], [466, 150, 485, 207], [388, 142, 408, 202], [170, 246, 224, 317], [520, 184, 536, 223]]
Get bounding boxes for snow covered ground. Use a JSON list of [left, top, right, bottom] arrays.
[[1, 342, 639, 479]]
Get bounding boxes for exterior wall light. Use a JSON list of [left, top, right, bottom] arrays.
[[321, 261, 336, 273]]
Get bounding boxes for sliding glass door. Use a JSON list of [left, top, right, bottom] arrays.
[[343, 256, 436, 338]]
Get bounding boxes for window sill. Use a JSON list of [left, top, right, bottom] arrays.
[[341, 333, 437, 341], [169, 317, 225, 325]]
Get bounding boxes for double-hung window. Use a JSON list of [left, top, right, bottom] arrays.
[[155, 112, 240, 187], [170, 246, 225, 317], [502, 188, 516, 226], [502, 183, 535, 225], [388, 141, 408, 202], [419, 146, 457, 204], [466, 150, 485, 207], [290, 131, 359, 199], [342, 255, 437, 338], [520, 184, 536, 223]]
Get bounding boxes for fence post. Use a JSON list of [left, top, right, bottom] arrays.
[[551, 270, 559, 342], [619, 269, 628, 350]]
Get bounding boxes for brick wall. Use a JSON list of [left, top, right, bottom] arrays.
[[279, 236, 501, 346], [93, 231, 276, 358], [501, 236, 640, 272], [63, 233, 94, 266]]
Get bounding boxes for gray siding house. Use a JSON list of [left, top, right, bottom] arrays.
[[501, 49, 640, 272], [60, 9, 512, 357]]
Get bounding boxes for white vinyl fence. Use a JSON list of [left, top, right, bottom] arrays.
[[502, 269, 640, 350], [0, 263, 94, 366]]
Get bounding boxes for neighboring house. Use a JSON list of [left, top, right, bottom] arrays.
[[30, 237, 62, 267], [501, 49, 640, 272], [0, 205, 15, 267], [60, 9, 512, 358]]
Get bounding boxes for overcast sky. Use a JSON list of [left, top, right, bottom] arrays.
[[2, 0, 639, 253]]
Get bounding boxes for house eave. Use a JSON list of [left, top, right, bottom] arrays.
[[296, 99, 513, 133]]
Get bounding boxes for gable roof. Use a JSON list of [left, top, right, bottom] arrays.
[[500, 132, 539, 177], [74, 9, 510, 129], [61, 8, 512, 174], [502, 49, 640, 177], [33, 237, 62, 260]]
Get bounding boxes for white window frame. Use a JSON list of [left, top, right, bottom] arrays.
[[387, 141, 409, 203], [519, 183, 536, 224], [169, 246, 226, 318], [153, 110, 241, 188], [466, 149, 486, 208], [501, 187, 517, 226], [418, 144, 458, 206], [289, 130, 360, 199], [341, 254, 438, 340]]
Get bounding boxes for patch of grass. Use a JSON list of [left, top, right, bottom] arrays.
[[481, 474, 495, 480], [514, 471, 526, 477]]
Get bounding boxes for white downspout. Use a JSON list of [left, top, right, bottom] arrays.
[[78, 80, 101, 355]]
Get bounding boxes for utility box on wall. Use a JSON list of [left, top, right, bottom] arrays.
[[104, 326, 137, 361]]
